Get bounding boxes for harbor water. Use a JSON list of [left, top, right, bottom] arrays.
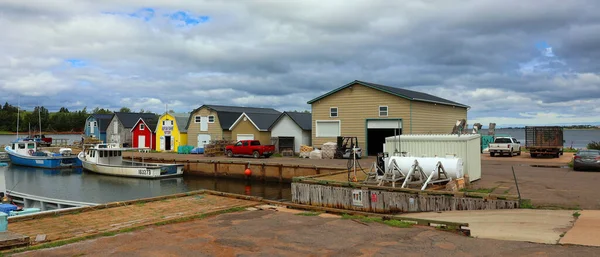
[[479, 129, 599, 149], [2, 165, 291, 204]]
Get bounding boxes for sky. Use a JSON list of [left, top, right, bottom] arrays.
[[1, 0, 600, 127]]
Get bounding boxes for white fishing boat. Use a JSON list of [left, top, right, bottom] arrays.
[[78, 143, 183, 179]]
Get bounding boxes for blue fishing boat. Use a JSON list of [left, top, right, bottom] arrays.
[[4, 140, 79, 169]]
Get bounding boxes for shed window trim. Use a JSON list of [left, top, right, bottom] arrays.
[[330, 107, 338, 118], [379, 106, 388, 117], [208, 115, 215, 123], [140, 124, 145, 130], [194, 116, 201, 123], [315, 120, 341, 137]]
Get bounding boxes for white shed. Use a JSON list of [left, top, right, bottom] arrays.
[[384, 134, 481, 182], [270, 112, 312, 153]]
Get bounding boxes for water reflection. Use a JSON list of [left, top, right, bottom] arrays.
[[3, 165, 291, 203]]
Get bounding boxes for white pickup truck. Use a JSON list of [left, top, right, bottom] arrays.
[[489, 137, 521, 157]]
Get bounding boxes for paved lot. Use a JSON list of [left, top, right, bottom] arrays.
[[475, 153, 600, 209], [561, 210, 600, 247], [16, 209, 600, 257], [8, 194, 257, 244], [401, 209, 576, 244]]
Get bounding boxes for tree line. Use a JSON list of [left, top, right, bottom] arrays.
[[0, 103, 153, 133]]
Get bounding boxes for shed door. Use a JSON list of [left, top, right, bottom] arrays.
[[237, 134, 254, 141], [197, 134, 211, 148], [200, 116, 208, 131], [138, 135, 146, 148], [160, 136, 165, 151], [90, 121, 95, 134]]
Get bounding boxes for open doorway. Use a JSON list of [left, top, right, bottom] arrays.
[[165, 136, 172, 151]]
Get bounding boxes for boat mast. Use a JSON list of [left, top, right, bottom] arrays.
[[16, 97, 20, 140], [38, 104, 42, 138]]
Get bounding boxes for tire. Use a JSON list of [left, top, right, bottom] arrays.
[[555, 153, 560, 158], [226, 150, 233, 158], [531, 153, 537, 158], [253, 151, 260, 159], [490, 152, 495, 157], [509, 149, 514, 157], [517, 148, 521, 156]]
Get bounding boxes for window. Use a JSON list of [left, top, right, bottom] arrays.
[[330, 107, 338, 117], [162, 120, 165, 126], [100, 151, 104, 158], [208, 115, 215, 123], [27, 143, 35, 149], [195, 116, 201, 123], [140, 124, 145, 130], [243, 141, 249, 146], [118, 151, 122, 156], [109, 151, 113, 157], [379, 106, 388, 117], [235, 142, 242, 146], [113, 122, 118, 133], [250, 141, 260, 146], [316, 121, 341, 137], [18, 144, 25, 149]]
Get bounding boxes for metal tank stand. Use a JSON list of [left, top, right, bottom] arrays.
[[401, 160, 452, 190], [377, 159, 406, 188]]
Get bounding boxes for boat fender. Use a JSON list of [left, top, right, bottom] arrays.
[[28, 149, 34, 156]]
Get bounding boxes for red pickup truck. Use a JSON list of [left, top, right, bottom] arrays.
[[225, 140, 275, 158]]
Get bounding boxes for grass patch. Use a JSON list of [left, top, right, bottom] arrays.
[[560, 232, 566, 238], [135, 202, 146, 207], [502, 188, 511, 194], [341, 214, 412, 228], [520, 199, 534, 209], [295, 211, 321, 216], [460, 186, 498, 194], [271, 153, 282, 157], [568, 160, 574, 168], [573, 211, 581, 218], [5, 206, 248, 255]]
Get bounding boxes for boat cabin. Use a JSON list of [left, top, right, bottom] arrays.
[[83, 144, 125, 165], [10, 141, 38, 156]]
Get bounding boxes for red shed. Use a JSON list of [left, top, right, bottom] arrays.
[[130, 116, 158, 150]]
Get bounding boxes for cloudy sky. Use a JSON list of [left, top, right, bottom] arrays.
[[1, 0, 599, 127]]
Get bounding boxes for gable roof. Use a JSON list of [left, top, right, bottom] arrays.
[[114, 112, 158, 129], [172, 113, 190, 133], [88, 114, 114, 133], [186, 105, 281, 130], [270, 112, 312, 131], [130, 115, 159, 132], [229, 112, 281, 131], [307, 80, 470, 108]]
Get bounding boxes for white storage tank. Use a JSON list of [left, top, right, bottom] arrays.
[[384, 134, 481, 182], [387, 156, 464, 179]]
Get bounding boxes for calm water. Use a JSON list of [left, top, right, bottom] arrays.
[[1, 165, 291, 204], [481, 129, 600, 149], [0, 134, 83, 146]]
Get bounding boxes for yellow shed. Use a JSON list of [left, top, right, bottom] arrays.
[[155, 113, 190, 152]]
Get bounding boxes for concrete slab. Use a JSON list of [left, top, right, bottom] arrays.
[[0, 231, 29, 250], [560, 210, 600, 247], [400, 209, 576, 244]]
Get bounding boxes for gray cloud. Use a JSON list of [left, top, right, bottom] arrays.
[[0, 0, 599, 126]]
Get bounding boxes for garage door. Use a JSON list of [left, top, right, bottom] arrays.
[[316, 121, 340, 137], [237, 134, 255, 141], [366, 119, 402, 156], [367, 120, 402, 129]]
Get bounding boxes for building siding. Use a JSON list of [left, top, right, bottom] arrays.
[[311, 83, 412, 149], [187, 107, 223, 147], [410, 101, 467, 134], [155, 113, 187, 152], [271, 115, 305, 153], [107, 116, 129, 146], [231, 117, 272, 145], [132, 122, 155, 149]]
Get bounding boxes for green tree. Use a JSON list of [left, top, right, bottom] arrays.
[[119, 107, 131, 113]]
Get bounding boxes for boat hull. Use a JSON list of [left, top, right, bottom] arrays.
[[78, 153, 183, 179], [4, 147, 80, 169]]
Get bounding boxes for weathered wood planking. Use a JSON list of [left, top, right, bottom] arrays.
[[291, 182, 519, 213]]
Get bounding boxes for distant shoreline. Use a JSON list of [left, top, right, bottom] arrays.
[[0, 131, 82, 135]]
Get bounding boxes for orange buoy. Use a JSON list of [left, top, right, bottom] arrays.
[[244, 168, 252, 176]]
